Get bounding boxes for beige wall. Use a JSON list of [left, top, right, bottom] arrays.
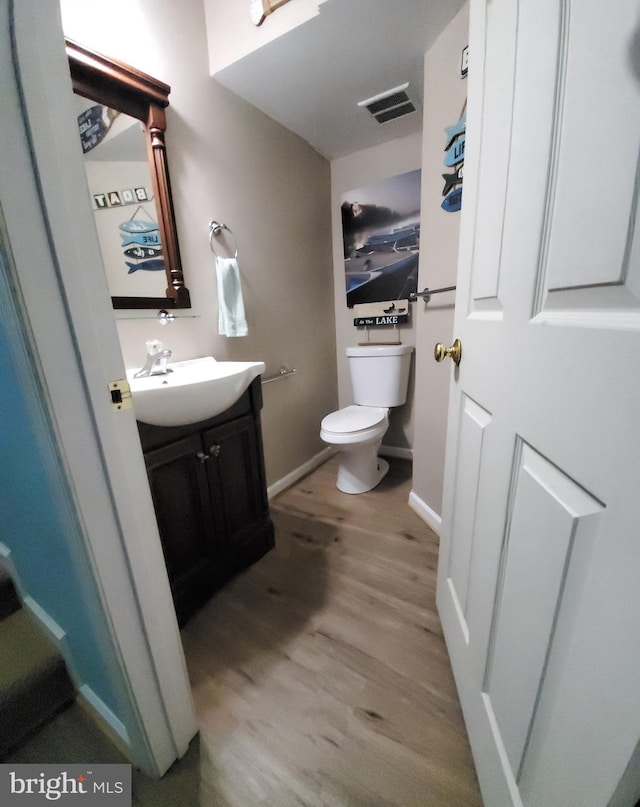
[[330, 133, 423, 453], [60, 0, 337, 487], [412, 3, 469, 524]]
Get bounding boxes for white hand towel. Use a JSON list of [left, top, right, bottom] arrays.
[[215, 256, 248, 337]]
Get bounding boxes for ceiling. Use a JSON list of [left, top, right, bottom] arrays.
[[214, 0, 467, 160]]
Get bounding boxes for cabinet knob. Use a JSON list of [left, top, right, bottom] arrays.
[[195, 451, 209, 464], [208, 444, 221, 458]]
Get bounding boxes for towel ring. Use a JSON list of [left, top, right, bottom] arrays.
[[209, 220, 238, 259]]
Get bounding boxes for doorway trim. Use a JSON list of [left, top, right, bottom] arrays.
[[4, 0, 196, 775]]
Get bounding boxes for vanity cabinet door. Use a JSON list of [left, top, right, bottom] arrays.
[[144, 433, 219, 624], [202, 415, 267, 573], [138, 381, 275, 625]]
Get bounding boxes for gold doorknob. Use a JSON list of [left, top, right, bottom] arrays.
[[434, 338, 462, 366]]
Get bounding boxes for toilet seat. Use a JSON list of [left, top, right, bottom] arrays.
[[320, 405, 387, 435]]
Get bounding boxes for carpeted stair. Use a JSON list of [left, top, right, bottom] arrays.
[[0, 566, 201, 805], [0, 566, 75, 759]]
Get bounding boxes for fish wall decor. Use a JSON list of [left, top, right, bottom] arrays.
[[118, 214, 163, 276], [444, 134, 465, 167], [442, 164, 464, 196], [123, 245, 163, 260], [120, 231, 161, 247], [444, 113, 466, 151], [126, 259, 165, 274], [441, 187, 463, 213], [442, 104, 465, 210], [119, 219, 159, 234]]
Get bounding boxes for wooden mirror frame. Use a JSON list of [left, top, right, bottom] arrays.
[[66, 39, 190, 310]]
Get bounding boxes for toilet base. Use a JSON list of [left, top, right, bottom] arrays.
[[336, 448, 389, 494]]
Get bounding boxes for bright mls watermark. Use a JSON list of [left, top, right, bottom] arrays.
[[0, 765, 131, 805]]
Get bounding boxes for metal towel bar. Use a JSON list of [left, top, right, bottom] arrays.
[[262, 367, 297, 384], [409, 285, 456, 303]]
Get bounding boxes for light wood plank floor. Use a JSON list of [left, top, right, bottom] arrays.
[[181, 457, 482, 806]]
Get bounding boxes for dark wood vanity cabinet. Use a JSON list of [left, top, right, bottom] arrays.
[[137, 378, 274, 625]]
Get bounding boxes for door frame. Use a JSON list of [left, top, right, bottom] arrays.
[[3, 0, 196, 774]]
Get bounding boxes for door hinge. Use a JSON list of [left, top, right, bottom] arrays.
[[108, 378, 132, 412]]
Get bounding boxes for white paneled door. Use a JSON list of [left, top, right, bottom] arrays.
[[437, 1, 640, 805]]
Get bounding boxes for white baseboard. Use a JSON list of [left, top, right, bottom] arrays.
[[268, 447, 335, 499], [78, 685, 130, 746], [1, 547, 69, 648], [23, 595, 67, 643], [408, 490, 442, 536]]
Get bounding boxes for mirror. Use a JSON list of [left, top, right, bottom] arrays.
[[66, 39, 190, 310]]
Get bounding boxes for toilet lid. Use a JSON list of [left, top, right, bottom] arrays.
[[321, 405, 387, 433]]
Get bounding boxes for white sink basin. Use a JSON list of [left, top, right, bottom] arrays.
[[126, 356, 265, 427]]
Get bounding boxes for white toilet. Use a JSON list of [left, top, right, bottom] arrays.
[[320, 344, 413, 494]]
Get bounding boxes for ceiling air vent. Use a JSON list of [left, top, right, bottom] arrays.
[[357, 82, 416, 124]]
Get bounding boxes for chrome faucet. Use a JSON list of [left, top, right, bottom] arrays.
[[134, 340, 173, 378]]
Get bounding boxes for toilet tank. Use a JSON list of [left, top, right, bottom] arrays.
[[346, 345, 413, 407]]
